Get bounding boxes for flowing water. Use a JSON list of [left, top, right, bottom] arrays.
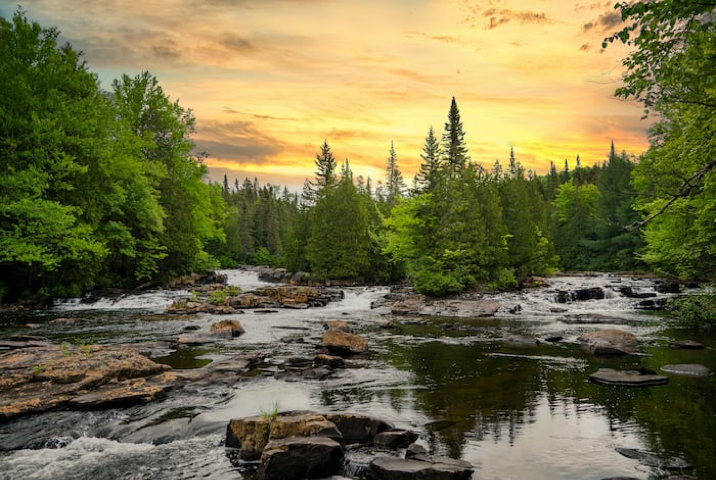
[[1, 272, 715, 480]]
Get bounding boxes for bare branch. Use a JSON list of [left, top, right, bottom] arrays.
[[626, 157, 716, 231]]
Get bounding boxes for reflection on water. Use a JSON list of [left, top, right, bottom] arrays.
[[1, 272, 715, 480]]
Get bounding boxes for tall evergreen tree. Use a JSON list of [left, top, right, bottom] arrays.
[[441, 97, 469, 174], [302, 140, 337, 205], [415, 126, 441, 191], [385, 141, 406, 212]]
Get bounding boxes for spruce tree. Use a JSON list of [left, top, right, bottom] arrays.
[[385, 141, 406, 211], [441, 97, 469, 174], [302, 139, 337, 205], [416, 126, 441, 191]]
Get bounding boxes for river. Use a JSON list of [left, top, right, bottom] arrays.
[[0, 271, 714, 480]]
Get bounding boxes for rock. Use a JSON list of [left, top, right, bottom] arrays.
[[669, 340, 704, 350], [380, 319, 397, 329], [589, 368, 669, 387], [615, 447, 691, 470], [0, 345, 172, 422], [314, 354, 345, 369], [655, 282, 681, 294], [182, 325, 200, 331], [661, 364, 712, 377], [258, 267, 288, 283], [280, 335, 305, 344], [325, 319, 353, 333], [389, 294, 499, 318], [226, 415, 270, 460], [557, 287, 605, 303], [636, 298, 668, 310], [210, 319, 245, 337], [544, 336, 563, 343], [503, 335, 539, 347], [324, 413, 393, 444], [373, 430, 419, 449], [368, 455, 474, 480], [578, 329, 637, 356], [322, 330, 368, 355], [405, 443, 428, 458], [258, 436, 344, 480], [269, 412, 343, 445], [175, 336, 216, 345]]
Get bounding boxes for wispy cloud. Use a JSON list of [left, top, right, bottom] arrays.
[[583, 11, 623, 33]]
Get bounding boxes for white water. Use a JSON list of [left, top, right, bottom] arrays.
[[218, 268, 273, 291], [52, 290, 189, 313]]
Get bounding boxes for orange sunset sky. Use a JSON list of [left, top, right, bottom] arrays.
[[7, 0, 651, 189]]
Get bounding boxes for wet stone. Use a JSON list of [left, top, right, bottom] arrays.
[[615, 447, 691, 470], [669, 340, 704, 350], [589, 368, 669, 387], [368, 455, 474, 480], [660, 364, 712, 377]]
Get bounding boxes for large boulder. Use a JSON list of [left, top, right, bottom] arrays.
[[373, 430, 419, 449], [589, 368, 669, 387], [269, 412, 343, 445], [226, 415, 271, 460], [322, 330, 368, 355], [257, 436, 344, 480], [210, 319, 245, 337], [324, 413, 393, 444], [578, 329, 638, 356], [368, 455, 474, 480]]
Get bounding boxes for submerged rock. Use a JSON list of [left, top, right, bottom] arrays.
[[615, 447, 691, 470], [589, 368, 669, 387], [503, 335, 540, 347], [368, 455, 474, 480], [324, 413, 393, 444], [669, 340, 704, 350], [660, 364, 713, 377], [578, 329, 638, 356]]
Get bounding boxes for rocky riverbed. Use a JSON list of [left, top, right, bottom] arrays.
[[0, 270, 714, 480]]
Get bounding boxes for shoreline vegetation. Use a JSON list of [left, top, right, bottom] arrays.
[[1, 3, 715, 328]]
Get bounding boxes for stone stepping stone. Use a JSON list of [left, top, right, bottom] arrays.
[[589, 368, 668, 386], [669, 340, 704, 349], [369, 455, 473, 480], [615, 447, 691, 470], [661, 364, 712, 377]]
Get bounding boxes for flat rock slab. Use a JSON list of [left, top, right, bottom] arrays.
[[0, 345, 173, 422], [669, 340, 705, 350], [321, 330, 368, 355], [589, 368, 669, 387], [615, 447, 691, 470], [578, 329, 638, 356], [369, 455, 474, 480], [661, 364, 713, 377]]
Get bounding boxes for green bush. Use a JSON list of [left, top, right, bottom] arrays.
[[488, 268, 518, 291], [668, 293, 716, 328], [413, 268, 464, 297]]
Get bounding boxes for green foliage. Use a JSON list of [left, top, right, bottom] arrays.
[[251, 246, 275, 267], [412, 258, 466, 297], [208, 285, 240, 305], [667, 293, 716, 328], [488, 268, 518, 291]]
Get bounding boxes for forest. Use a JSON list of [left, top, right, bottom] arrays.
[[1, 1, 715, 302]]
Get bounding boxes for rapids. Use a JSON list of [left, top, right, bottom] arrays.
[[1, 271, 714, 480]]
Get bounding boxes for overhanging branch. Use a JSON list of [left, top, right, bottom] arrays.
[[626, 157, 716, 231]]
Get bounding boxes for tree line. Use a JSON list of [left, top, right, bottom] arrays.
[[2, 2, 715, 301]]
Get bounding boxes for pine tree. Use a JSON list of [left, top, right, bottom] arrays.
[[416, 126, 441, 191], [302, 140, 337, 205], [385, 141, 406, 211], [442, 97, 469, 174]]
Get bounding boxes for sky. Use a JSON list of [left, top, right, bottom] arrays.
[[4, 0, 651, 189]]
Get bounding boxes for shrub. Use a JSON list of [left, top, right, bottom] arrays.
[[668, 293, 716, 328], [488, 268, 518, 291]]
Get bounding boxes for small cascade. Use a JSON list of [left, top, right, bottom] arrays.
[[53, 290, 188, 312], [218, 268, 274, 291]]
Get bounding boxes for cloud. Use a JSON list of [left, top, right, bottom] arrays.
[[404, 31, 460, 44], [482, 8, 553, 30], [574, 1, 612, 12], [579, 43, 592, 52], [193, 119, 284, 164], [583, 12, 623, 33], [153, 45, 181, 59], [221, 33, 255, 52]]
